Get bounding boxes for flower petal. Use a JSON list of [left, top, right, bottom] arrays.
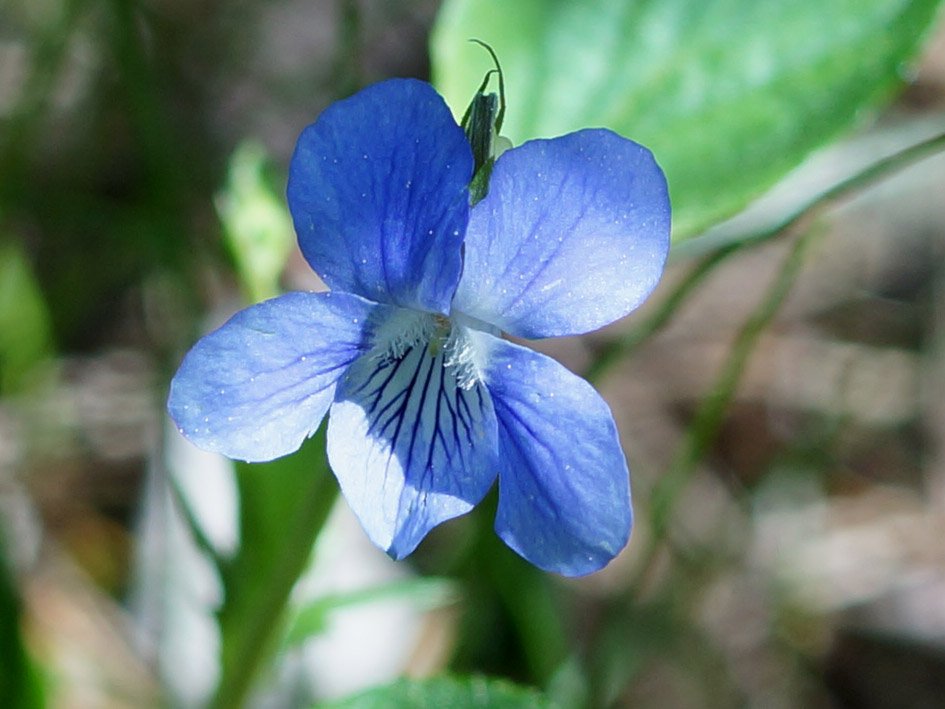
[[328, 339, 499, 559], [453, 129, 670, 337], [168, 291, 388, 462], [288, 79, 473, 314], [474, 333, 632, 575]]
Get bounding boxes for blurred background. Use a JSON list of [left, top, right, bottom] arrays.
[[2, 0, 945, 707]]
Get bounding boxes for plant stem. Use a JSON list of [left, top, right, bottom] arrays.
[[611, 127, 945, 592], [211, 462, 338, 709], [585, 128, 945, 385]]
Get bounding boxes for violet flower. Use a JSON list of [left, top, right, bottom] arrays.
[[168, 79, 670, 576]]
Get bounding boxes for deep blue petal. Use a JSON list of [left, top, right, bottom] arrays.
[[453, 129, 670, 337], [473, 332, 632, 576], [288, 79, 473, 314], [168, 291, 390, 462], [328, 335, 499, 558]]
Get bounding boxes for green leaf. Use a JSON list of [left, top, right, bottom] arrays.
[[431, 0, 944, 239], [319, 675, 554, 709], [216, 141, 295, 302], [212, 427, 339, 709], [0, 239, 53, 393], [284, 577, 459, 648]]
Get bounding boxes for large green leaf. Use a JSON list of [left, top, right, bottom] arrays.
[[431, 0, 944, 239], [320, 676, 553, 708]]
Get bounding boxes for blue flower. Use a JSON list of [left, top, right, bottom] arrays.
[[168, 79, 670, 576]]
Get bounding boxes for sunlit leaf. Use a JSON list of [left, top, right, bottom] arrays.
[[432, 0, 944, 239], [216, 141, 295, 302]]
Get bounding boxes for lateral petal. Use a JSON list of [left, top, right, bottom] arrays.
[[474, 333, 632, 576], [288, 79, 473, 314], [453, 129, 670, 337], [328, 334, 499, 559], [168, 291, 388, 462]]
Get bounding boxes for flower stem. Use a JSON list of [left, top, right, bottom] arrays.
[[651, 222, 818, 542], [211, 437, 339, 709], [627, 127, 945, 590], [585, 128, 945, 385]]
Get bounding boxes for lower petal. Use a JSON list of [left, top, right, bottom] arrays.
[[168, 291, 388, 462], [328, 338, 499, 559], [474, 333, 632, 576]]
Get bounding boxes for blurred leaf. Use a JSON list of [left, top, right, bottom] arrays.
[[0, 239, 53, 393], [213, 427, 339, 708], [284, 577, 458, 648], [216, 141, 295, 302], [545, 656, 589, 709], [320, 675, 554, 708], [0, 535, 45, 709], [431, 0, 945, 239]]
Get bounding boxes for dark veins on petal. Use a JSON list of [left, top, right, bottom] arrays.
[[351, 344, 488, 480]]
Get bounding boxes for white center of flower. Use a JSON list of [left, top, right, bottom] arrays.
[[371, 309, 486, 389]]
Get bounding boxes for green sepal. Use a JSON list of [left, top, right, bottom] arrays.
[[460, 40, 507, 205]]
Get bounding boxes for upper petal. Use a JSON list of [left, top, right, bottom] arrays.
[[473, 333, 632, 576], [328, 323, 499, 559], [168, 291, 389, 462], [453, 129, 670, 337], [287, 79, 473, 314]]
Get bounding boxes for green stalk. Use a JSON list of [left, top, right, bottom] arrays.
[[651, 223, 818, 540], [211, 458, 339, 709], [625, 128, 945, 588], [585, 128, 945, 385]]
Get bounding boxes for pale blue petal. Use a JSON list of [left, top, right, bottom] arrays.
[[453, 129, 670, 337], [473, 332, 632, 576], [288, 79, 473, 314], [168, 291, 390, 463], [328, 338, 499, 558]]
